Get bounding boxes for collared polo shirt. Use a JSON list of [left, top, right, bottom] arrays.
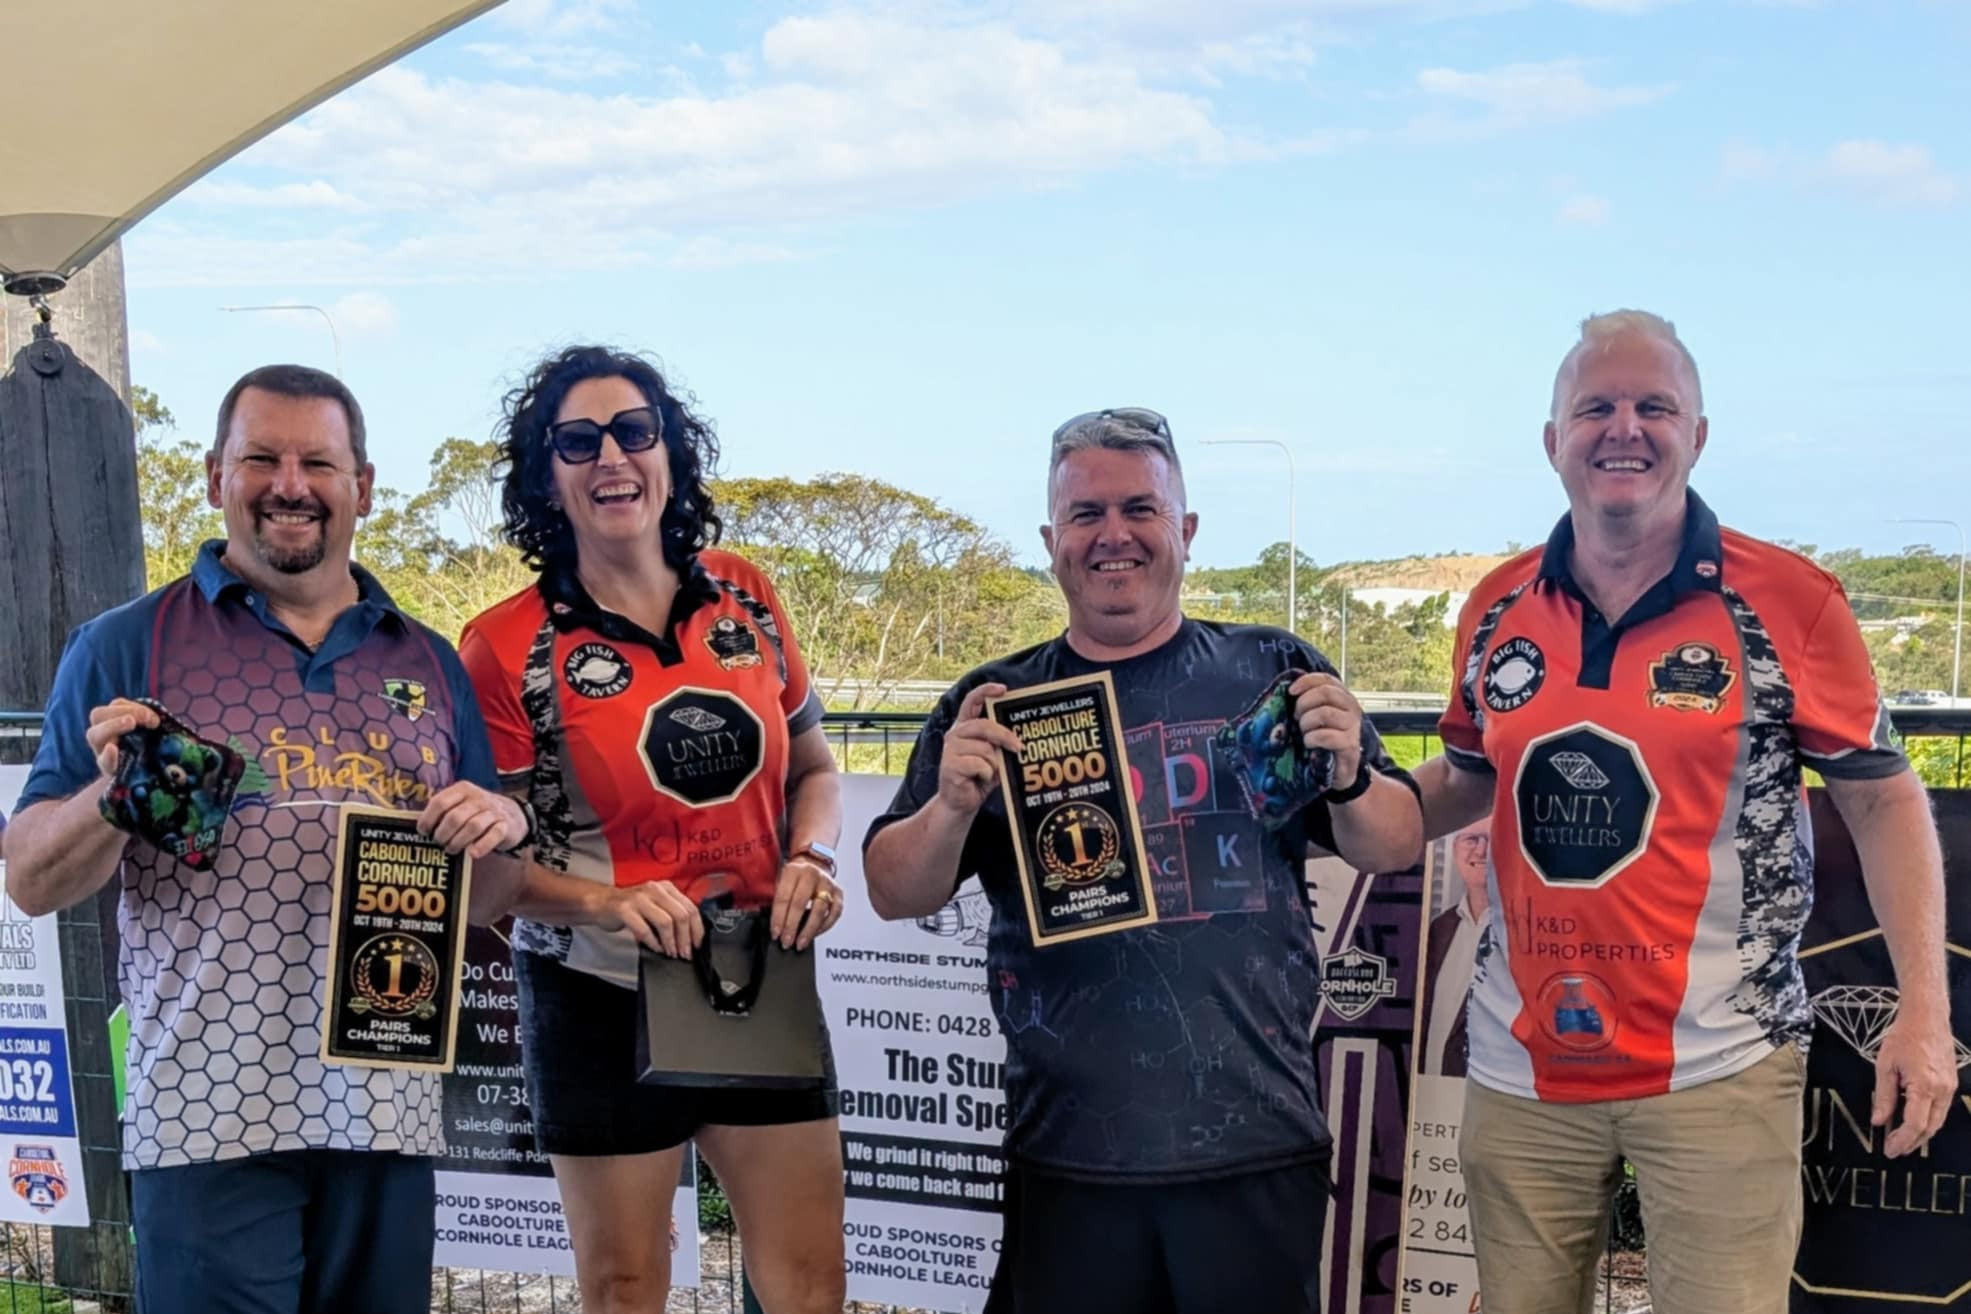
[[19, 540, 497, 1168], [1439, 492, 1903, 1102], [458, 548, 823, 989]]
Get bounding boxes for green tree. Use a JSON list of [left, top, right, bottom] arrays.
[[719, 473, 1059, 707], [133, 391, 223, 588]]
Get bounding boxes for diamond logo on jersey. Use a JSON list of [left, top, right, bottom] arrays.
[[1548, 752, 1611, 791], [1648, 641, 1736, 715], [1534, 971, 1618, 1052], [1514, 723, 1659, 887], [8, 1145, 69, 1213], [1483, 637, 1546, 713], [379, 679, 427, 722], [565, 642, 633, 699], [705, 615, 763, 671], [1320, 946, 1397, 1021], [640, 688, 764, 806], [669, 706, 727, 733]]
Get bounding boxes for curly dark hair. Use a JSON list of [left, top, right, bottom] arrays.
[[495, 345, 723, 574]]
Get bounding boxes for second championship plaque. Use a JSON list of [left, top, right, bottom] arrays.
[[987, 672, 1157, 946]]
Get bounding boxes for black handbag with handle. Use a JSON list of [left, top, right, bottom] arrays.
[[634, 900, 827, 1090]]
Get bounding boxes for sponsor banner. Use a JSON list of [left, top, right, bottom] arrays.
[[1308, 844, 1427, 1314], [1395, 824, 1490, 1314], [1792, 790, 1971, 1312], [834, 772, 1421, 1313], [1395, 795, 1971, 1314], [0, 766, 90, 1227], [829, 774, 1005, 1311], [435, 922, 698, 1282]]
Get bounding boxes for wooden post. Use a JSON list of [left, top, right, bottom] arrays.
[[0, 240, 142, 1301]]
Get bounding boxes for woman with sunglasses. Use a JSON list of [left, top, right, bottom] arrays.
[[458, 345, 846, 1314]]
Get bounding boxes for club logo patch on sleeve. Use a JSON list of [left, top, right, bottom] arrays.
[[639, 688, 764, 805], [564, 642, 633, 699], [1514, 723, 1659, 887], [1648, 642, 1736, 715], [1483, 637, 1546, 713]]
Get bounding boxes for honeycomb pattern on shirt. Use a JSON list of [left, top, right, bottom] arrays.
[[117, 588, 457, 1169]]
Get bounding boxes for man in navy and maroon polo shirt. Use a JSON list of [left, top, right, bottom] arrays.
[[1, 365, 529, 1314]]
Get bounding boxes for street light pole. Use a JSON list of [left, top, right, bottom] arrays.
[[219, 303, 342, 377], [1202, 438, 1297, 632], [1892, 517, 1966, 703]]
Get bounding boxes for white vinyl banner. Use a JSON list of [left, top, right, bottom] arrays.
[[1396, 826, 1486, 1314], [827, 773, 1005, 1312], [0, 765, 91, 1227], [434, 921, 699, 1282]]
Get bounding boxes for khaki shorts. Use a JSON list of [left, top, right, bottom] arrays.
[[1459, 1043, 1807, 1314]]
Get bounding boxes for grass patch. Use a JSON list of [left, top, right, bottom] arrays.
[[0, 1280, 73, 1313]]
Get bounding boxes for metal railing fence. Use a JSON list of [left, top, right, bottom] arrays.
[[3, 706, 1968, 1312]]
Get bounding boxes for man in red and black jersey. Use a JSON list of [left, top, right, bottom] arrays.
[[865, 408, 1423, 1314], [1414, 311, 1956, 1314]]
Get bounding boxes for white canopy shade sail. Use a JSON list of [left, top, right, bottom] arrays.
[[0, 0, 505, 292]]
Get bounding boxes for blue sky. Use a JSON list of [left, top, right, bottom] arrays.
[[124, 0, 1971, 570]]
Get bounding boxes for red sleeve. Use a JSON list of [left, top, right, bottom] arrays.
[[1789, 580, 1906, 779], [459, 620, 536, 779]]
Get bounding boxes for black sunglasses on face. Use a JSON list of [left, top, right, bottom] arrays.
[[1050, 406, 1173, 447], [546, 406, 664, 464]]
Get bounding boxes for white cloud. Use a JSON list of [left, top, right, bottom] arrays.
[[132, 11, 1254, 284], [1719, 139, 1778, 181], [132, 328, 166, 354], [1561, 0, 1686, 12], [1721, 138, 1960, 209], [1413, 59, 1673, 136], [1818, 139, 1959, 208], [488, 0, 636, 39], [329, 292, 399, 337], [182, 180, 367, 211], [668, 237, 803, 271], [1558, 194, 1611, 224], [462, 42, 636, 81]]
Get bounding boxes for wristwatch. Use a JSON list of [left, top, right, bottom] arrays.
[[791, 840, 838, 877]]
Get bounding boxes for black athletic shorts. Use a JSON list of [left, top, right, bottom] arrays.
[[985, 1157, 1331, 1314], [514, 947, 840, 1156]]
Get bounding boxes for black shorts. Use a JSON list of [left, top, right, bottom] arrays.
[[514, 948, 839, 1157], [985, 1158, 1331, 1314]]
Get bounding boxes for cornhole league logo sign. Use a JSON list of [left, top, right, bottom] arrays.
[[8, 1144, 68, 1214]]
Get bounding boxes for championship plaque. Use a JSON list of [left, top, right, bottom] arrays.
[[322, 806, 472, 1071], [986, 672, 1158, 946]]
